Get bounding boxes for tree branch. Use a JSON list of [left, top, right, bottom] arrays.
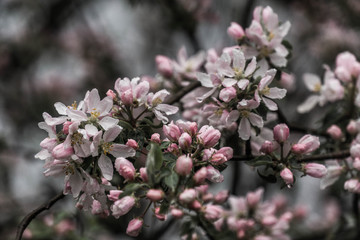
[[165, 81, 201, 105], [16, 192, 65, 240], [230, 150, 350, 162]]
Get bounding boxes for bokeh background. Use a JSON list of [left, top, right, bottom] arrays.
[[1, 0, 360, 239]]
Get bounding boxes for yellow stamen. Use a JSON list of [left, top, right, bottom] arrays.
[[68, 101, 78, 110], [152, 97, 163, 107], [102, 142, 113, 155], [240, 110, 250, 118], [71, 132, 84, 145], [313, 83, 321, 92], [90, 108, 100, 119]]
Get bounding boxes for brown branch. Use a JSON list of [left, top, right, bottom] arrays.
[[230, 150, 350, 162], [16, 192, 65, 240], [165, 81, 201, 105]]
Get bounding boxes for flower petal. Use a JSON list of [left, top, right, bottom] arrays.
[[265, 87, 287, 99], [303, 73, 321, 92], [98, 154, 114, 180], [239, 117, 251, 140], [99, 116, 119, 131], [297, 95, 320, 113], [110, 144, 136, 158], [196, 72, 214, 88], [248, 112, 264, 128], [103, 125, 122, 142]]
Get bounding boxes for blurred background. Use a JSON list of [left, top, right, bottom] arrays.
[[1, 0, 360, 239]]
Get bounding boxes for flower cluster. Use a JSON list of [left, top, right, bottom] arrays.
[[251, 123, 324, 187]]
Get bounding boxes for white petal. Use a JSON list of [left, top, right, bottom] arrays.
[[303, 73, 321, 92], [98, 154, 114, 180], [226, 110, 240, 125], [54, 102, 68, 115], [196, 88, 217, 103], [156, 104, 179, 115], [237, 79, 249, 90], [154, 109, 169, 124], [232, 49, 246, 71], [103, 125, 122, 142], [35, 149, 52, 160], [254, 58, 269, 79], [66, 109, 87, 122], [244, 57, 257, 77], [297, 95, 320, 113], [99, 116, 119, 131], [248, 113, 264, 128], [86, 89, 100, 110], [97, 97, 113, 116], [85, 124, 99, 137], [265, 87, 287, 99], [239, 117, 251, 140], [196, 72, 214, 88], [270, 54, 287, 67], [110, 144, 136, 158], [222, 78, 237, 87], [68, 170, 83, 198], [262, 97, 278, 111]]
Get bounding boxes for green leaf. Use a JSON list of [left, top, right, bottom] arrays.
[[146, 143, 164, 185], [257, 169, 277, 183], [246, 155, 273, 167], [164, 172, 179, 192], [119, 183, 146, 197], [118, 120, 134, 130]]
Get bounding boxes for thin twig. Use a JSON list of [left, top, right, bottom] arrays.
[[230, 150, 350, 162], [165, 81, 201, 105], [16, 192, 65, 240]]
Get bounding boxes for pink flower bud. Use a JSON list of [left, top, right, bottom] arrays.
[[167, 143, 180, 155], [219, 86, 237, 102], [126, 218, 143, 237], [204, 205, 223, 222], [273, 124, 290, 143], [195, 185, 209, 195], [217, 147, 233, 160], [280, 168, 294, 185], [260, 140, 276, 154], [254, 235, 272, 240], [227, 22, 245, 40], [121, 89, 133, 106], [91, 199, 109, 217], [326, 125, 343, 140], [347, 120, 358, 135], [351, 144, 360, 158], [126, 139, 139, 149], [214, 190, 229, 204], [139, 167, 148, 182], [155, 207, 167, 221], [353, 158, 360, 171], [175, 155, 193, 176], [189, 200, 202, 210], [156, 55, 173, 77], [280, 72, 295, 92], [146, 189, 164, 202], [206, 166, 224, 183], [150, 133, 161, 144], [193, 167, 207, 185], [111, 196, 136, 218], [179, 188, 197, 204], [176, 120, 198, 136], [171, 208, 184, 218], [344, 179, 360, 193], [246, 188, 264, 208], [291, 134, 320, 154], [115, 157, 136, 181], [179, 132, 192, 150], [209, 153, 226, 165], [280, 211, 293, 221], [197, 125, 221, 148], [62, 121, 72, 135], [52, 143, 74, 159], [304, 163, 327, 178], [202, 193, 214, 202], [163, 121, 181, 142], [262, 215, 278, 226], [106, 89, 116, 99], [107, 190, 123, 201], [23, 229, 33, 239]]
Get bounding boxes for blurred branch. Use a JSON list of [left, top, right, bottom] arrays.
[[16, 192, 65, 240], [231, 150, 350, 162], [165, 81, 201, 105]]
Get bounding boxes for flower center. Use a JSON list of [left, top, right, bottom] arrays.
[[71, 132, 84, 145], [261, 86, 270, 95], [102, 142, 113, 155], [63, 162, 75, 175], [68, 101, 78, 110], [152, 97, 163, 107], [240, 110, 250, 118], [314, 83, 321, 92], [91, 108, 101, 119]]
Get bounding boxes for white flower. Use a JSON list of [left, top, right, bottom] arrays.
[[147, 89, 178, 123]]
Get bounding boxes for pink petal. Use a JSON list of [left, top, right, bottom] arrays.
[[265, 87, 287, 99], [237, 79, 249, 90], [244, 57, 257, 77], [68, 170, 83, 198], [262, 97, 278, 111], [196, 72, 214, 88], [156, 104, 179, 115], [248, 112, 264, 128], [66, 109, 87, 122], [110, 144, 136, 158], [222, 78, 237, 87]]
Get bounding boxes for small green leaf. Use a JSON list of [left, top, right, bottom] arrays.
[[118, 120, 134, 130], [119, 183, 146, 197], [146, 143, 164, 186], [257, 169, 277, 183], [164, 172, 179, 192]]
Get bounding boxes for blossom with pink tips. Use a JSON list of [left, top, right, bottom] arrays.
[[179, 189, 197, 204], [146, 189, 164, 202], [126, 218, 143, 237], [114, 77, 149, 106], [111, 196, 136, 218], [147, 89, 179, 123], [204, 205, 223, 221], [280, 168, 293, 185], [335, 51, 360, 83], [326, 125, 343, 140], [291, 134, 320, 154], [197, 125, 221, 147], [163, 121, 181, 142], [156, 55, 173, 78], [115, 157, 136, 181], [175, 155, 193, 176], [344, 179, 360, 193], [227, 22, 245, 40], [273, 124, 289, 143], [304, 163, 327, 178]]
